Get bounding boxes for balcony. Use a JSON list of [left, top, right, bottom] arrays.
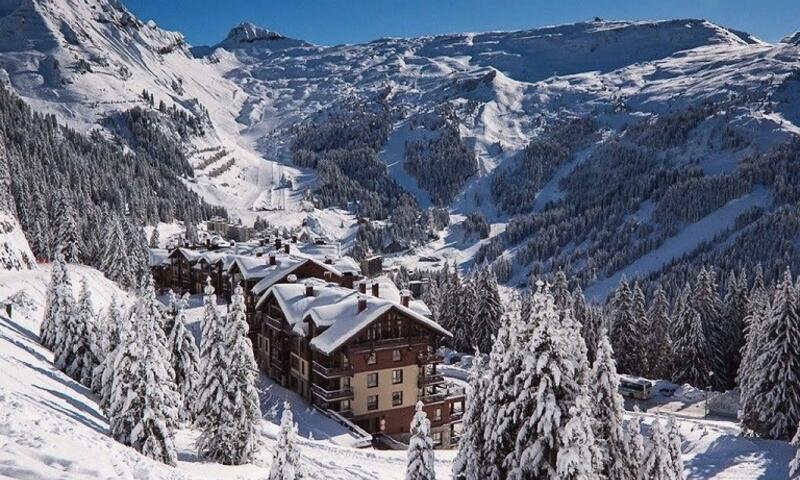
[[417, 352, 444, 365], [312, 361, 354, 378], [264, 315, 285, 331], [418, 373, 445, 387], [348, 335, 429, 353], [419, 386, 466, 405], [312, 385, 354, 401]]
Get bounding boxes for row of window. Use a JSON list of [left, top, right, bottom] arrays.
[[366, 369, 404, 388], [366, 348, 405, 365], [367, 391, 405, 410]]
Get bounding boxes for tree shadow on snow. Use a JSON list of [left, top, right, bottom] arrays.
[[685, 435, 792, 479]]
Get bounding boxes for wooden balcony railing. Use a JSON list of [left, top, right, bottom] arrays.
[[418, 373, 445, 387], [311, 385, 354, 401], [312, 361, 354, 378], [419, 386, 466, 405]]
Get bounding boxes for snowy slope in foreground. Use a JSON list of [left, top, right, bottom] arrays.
[[0, 266, 795, 479]]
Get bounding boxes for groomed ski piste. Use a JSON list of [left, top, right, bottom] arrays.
[[0, 264, 794, 479]]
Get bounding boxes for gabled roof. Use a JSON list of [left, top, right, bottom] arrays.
[[308, 294, 451, 356], [260, 280, 357, 336], [366, 275, 432, 316], [148, 248, 170, 267]]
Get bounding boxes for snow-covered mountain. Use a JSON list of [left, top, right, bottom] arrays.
[[2, 0, 800, 295]]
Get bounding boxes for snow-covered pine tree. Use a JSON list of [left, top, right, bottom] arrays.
[[54, 193, 81, 262], [62, 278, 100, 386], [482, 290, 533, 480], [91, 296, 124, 397], [610, 277, 645, 375], [453, 270, 477, 352], [647, 285, 673, 380], [722, 270, 748, 389], [737, 269, 770, 414], [452, 350, 488, 480], [268, 402, 307, 480], [167, 291, 200, 423], [742, 269, 800, 440], [590, 332, 629, 480], [51, 263, 76, 369], [665, 416, 684, 480], [149, 227, 160, 248], [198, 283, 262, 464], [691, 268, 727, 391], [40, 252, 66, 349], [124, 220, 151, 291], [108, 280, 179, 465], [624, 415, 644, 479], [508, 283, 597, 480], [472, 265, 504, 354], [194, 278, 229, 429], [573, 286, 601, 364], [100, 216, 132, 289], [551, 269, 571, 309], [671, 302, 710, 388], [638, 418, 673, 480], [423, 279, 441, 324], [184, 214, 199, 245], [406, 401, 436, 480]]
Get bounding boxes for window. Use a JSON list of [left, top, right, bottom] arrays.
[[367, 372, 379, 388], [340, 399, 351, 411], [342, 377, 351, 388], [367, 395, 379, 411], [432, 431, 443, 446], [392, 349, 402, 361], [392, 391, 403, 407], [367, 352, 377, 365], [392, 369, 403, 385], [433, 408, 442, 421]]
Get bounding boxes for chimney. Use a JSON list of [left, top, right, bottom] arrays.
[[259, 239, 265, 247], [305, 279, 314, 297], [324, 271, 332, 282], [359, 281, 367, 294], [291, 234, 298, 243], [275, 237, 282, 249], [357, 294, 367, 313], [283, 243, 290, 254], [371, 282, 379, 298], [205, 238, 211, 248], [400, 289, 411, 308], [324, 255, 333, 265], [268, 253, 277, 266]]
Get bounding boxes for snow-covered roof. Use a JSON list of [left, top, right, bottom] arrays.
[[249, 255, 309, 294], [366, 275, 431, 316], [309, 294, 450, 355], [148, 248, 170, 267], [262, 281, 357, 336]]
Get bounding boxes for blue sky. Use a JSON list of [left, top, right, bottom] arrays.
[[124, 0, 799, 46]]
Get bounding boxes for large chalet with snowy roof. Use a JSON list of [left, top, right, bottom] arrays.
[[253, 278, 465, 448], [150, 235, 463, 448]]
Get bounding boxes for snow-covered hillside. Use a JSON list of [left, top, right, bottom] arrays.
[[0, 266, 794, 479], [3, 0, 800, 294]]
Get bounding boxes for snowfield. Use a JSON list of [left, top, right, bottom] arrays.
[[0, 265, 794, 479]]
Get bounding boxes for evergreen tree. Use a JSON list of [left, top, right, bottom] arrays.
[[624, 415, 644, 480], [666, 416, 684, 480], [62, 278, 100, 386], [742, 269, 800, 440], [195, 279, 229, 429], [551, 269, 571, 309], [40, 253, 66, 349], [149, 227, 160, 248], [647, 286, 673, 380], [590, 332, 629, 480], [722, 271, 748, 388], [167, 292, 200, 424], [452, 350, 488, 480], [184, 215, 199, 245], [453, 271, 477, 352], [268, 402, 307, 480], [472, 265, 504, 354], [508, 284, 597, 480], [638, 419, 673, 480], [406, 401, 436, 480], [100, 215, 132, 289], [198, 284, 262, 464], [91, 296, 124, 397], [671, 303, 710, 388], [791, 423, 800, 479], [691, 268, 727, 390], [108, 281, 179, 465], [738, 272, 770, 413], [610, 278, 646, 375], [54, 193, 81, 262], [51, 264, 76, 369]]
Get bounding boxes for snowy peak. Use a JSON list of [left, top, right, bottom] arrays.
[[201, 21, 310, 53], [781, 30, 800, 45]]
